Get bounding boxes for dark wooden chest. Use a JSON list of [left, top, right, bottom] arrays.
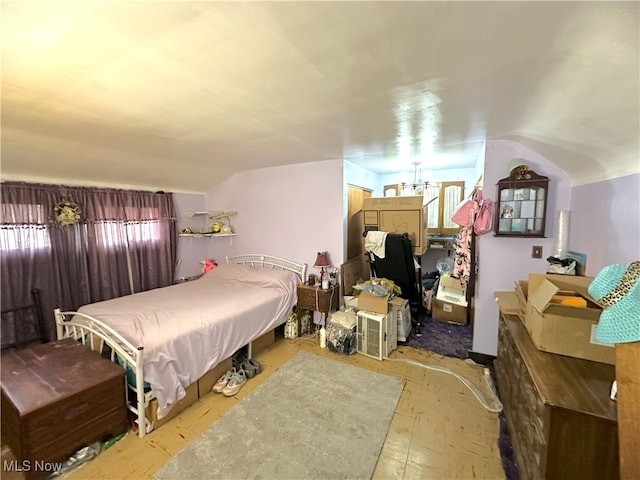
[[1, 338, 127, 480], [495, 314, 618, 480]]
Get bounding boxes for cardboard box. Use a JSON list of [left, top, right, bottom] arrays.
[[363, 196, 428, 255], [197, 357, 233, 397], [389, 297, 412, 342], [358, 291, 389, 314], [251, 329, 275, 355], [340, 255, 367, 297], [432, 298, 467, 324], [494, 291, 520, 315], [436, 275, 468, 307], [525, 274, 615, 365], [514, 280, 528, 322], [148, 381, 199, 428]]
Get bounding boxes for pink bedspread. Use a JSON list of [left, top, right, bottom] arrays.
[[77, 263, 299, 413]]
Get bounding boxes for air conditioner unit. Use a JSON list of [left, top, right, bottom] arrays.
[[356, 310, 397, 360]]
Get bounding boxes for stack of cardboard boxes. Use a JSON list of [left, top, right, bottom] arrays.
[[499, 273, 615, 365], [342, 289, 411, 359], [362, 196, 428, 255]]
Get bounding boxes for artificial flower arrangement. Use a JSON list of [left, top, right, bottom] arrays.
[[54, 198, 81, 226], [200, 258, 218, 273]]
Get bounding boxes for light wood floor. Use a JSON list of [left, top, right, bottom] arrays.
[[2, 335, 506, 480]]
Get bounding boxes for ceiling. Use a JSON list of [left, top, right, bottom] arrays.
[[1, 1, 638, 193]]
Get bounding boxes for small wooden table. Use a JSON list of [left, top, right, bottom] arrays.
[[1, 339, 127, 480], [296, 283, 339, 317]]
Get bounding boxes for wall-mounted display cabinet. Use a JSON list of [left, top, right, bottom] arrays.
[[495, 166, 549, 237]]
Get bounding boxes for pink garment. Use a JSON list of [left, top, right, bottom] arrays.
[[423, 288, 434, 312], [453, 226, 473, 287]]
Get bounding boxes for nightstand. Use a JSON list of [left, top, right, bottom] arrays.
[[296, 283, 339, 317]]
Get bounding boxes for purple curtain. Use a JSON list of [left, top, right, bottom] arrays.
[[1, 181, 177, 341]]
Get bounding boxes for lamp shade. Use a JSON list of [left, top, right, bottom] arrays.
[[313, 251, 331, 269]]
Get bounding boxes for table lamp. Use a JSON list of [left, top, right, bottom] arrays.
[[313, 251, 332, 289]]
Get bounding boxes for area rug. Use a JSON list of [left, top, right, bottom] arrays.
[[154, 351, 404, 480]]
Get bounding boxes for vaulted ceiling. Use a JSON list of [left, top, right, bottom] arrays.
[[1, 1, 638, 193]]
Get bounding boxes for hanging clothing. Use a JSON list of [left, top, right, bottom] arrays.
[[364, 231, 388, 258], [452, 186, 484, 290], [453, 226, 474, 286]]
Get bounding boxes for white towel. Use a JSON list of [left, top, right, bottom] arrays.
[[365, 231, 388, 258]]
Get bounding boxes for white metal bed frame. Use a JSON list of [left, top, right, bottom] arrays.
[[54, 254, 307, 438]]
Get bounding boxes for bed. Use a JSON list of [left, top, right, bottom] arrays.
[[54, 254, 306, 437]]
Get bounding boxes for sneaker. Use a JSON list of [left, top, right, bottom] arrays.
[[241, 359, 262, 379], [213, 367, 237, 393], [247, 358, 262, 375], [232, 351, 248, 370], [222, 369, 247, 397], [241, 361, 256, 379]]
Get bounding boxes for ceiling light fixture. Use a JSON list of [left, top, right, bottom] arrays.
[[401, 161, 428, 193]]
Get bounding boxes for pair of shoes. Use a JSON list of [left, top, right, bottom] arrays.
[[241, 358, 262, 379], [213, 367, 238, 393], [232, 351, 248, 370], [222, 368, 247, 396]]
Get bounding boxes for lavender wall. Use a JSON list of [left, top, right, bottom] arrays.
[[473, 140, 572, 356], [203, 160, 344, 276], [569, 173, 640, 274], [173, 192, 207, 279], [172, 147, 638, 358]]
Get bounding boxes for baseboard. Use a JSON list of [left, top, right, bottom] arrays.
[[468, 351, 496, 366]]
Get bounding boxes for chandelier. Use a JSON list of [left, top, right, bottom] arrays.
[[401, 162, 429, 193]]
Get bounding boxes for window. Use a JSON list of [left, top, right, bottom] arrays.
[[0, 224, 51, 251], [424, 182, 465, 234], [95, 219, 163, 248], [1, 182, 177, 327], [0, 203, 51, 251]]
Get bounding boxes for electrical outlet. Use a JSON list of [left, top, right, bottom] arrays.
[[532, 245, 543, 259]]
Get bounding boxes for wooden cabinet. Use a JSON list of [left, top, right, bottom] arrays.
[[296, 283, 339, 317], [1, 339, 127, 480], [495, 165, 549, 237], [615, 342, 640, 479], [495, 313, 618, 480], [424, 181, 465, 234]]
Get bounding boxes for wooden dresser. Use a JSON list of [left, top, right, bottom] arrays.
[[495, 313, 619, 480], [1, 339, 127, 480], [296, 283, 340, 317]]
